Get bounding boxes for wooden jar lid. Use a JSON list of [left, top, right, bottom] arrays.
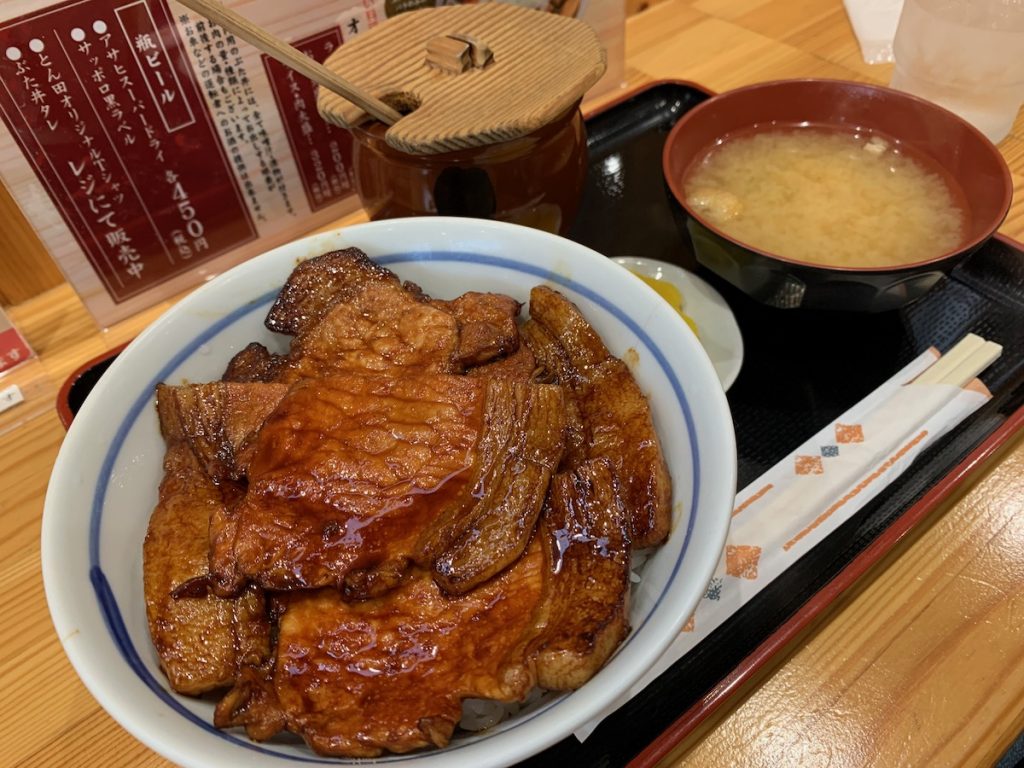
[[316, 4, 606, 155]]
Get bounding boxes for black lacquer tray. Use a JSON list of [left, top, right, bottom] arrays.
[[59, 81, 1024, 768], [545, 81, 1024, 767]]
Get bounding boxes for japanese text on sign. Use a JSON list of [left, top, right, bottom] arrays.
[[261, 27, 355, 213], [0, 0, 255, 301]]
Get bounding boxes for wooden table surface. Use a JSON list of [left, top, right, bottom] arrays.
[[2, 1, 1023, 766]]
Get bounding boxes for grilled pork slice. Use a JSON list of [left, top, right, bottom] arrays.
[[433, 291, 522, 367], [531, 458, 631, 690], [417, 380, 565, 595], [224, 372, 484, 593], [257, 249, 524, 381], [143, 440, 270, 695], [212, 465, 632, 756], [263, 248, 461, 382], [520, 319, 587, 466], [215, 543, 546, 757], [213, 374, 569, 598], [156, 382, 287, 482], [465, 343, 538, 382], [265, 247, 400, 336], [222, 342, 285, 383], [527, 286, 672, 548], [211, 373, 483, 595], [274, 279, 458, 384]]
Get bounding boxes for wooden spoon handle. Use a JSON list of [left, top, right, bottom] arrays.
[[176, 0, 402, 126]]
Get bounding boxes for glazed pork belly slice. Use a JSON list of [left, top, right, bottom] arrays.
[[212, 464, 632, 756], [214, 372, 486, 595], [466, 342, 537, 382], [416, 379, 566, 595], [226, 249, 523, 382], [433, 291, 522, 367], [275, 279, 461, 383], [144, 439, 270, 695], [156, 382, 288, 482], [211, 372, 485, 596], [226, 248, 417, 382], [530, 458, 632, 690], [264, 247, 401, 336], [520, 319, 588, 466], [234, 248, 458, 383], [214, 373, 568, 598], [214, 542, 547, 757], [526, 286, 672, 548], [222, 342, 285, 384]]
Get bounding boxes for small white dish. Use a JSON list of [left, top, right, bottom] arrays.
[[42, 219, 736, 768], [614, 257, 744, 391]]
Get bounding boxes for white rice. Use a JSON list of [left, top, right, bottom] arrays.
[[459, 687, 549, 732], [630, 546, 653, 583]]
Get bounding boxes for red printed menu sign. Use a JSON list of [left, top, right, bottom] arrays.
[[0, 0, 622, 326], [262, 29, 355, 213], [0, 0, 371, 326], [0, 307, 33, 375], [0, 0, 256, 303]]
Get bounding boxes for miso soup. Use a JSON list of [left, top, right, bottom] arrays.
[[683, 128, 965, 268]]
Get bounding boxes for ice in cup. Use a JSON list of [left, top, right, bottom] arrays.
[[890, 0, 1024, 144]]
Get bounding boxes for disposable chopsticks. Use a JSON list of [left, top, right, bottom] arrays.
[[913, 333, 1003, 388]]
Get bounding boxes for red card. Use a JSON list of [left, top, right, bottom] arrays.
[[0, 309, 34, 375]]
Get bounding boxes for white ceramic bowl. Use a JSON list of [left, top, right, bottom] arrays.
[[42, 218, 736, 768]]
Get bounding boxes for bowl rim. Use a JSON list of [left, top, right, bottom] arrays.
[[662, 77, 1014, 274], [41, 217, 737, 768]]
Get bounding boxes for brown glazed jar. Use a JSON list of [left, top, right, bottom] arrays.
[[349, 102, 587, 235]]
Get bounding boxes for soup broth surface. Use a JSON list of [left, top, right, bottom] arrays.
[[684, 128, 965, 268]]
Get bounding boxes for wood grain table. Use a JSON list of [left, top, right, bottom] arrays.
[[1, 1, 1022, 766]]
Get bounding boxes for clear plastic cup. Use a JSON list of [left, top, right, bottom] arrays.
[[890, 0, 1024, 144]]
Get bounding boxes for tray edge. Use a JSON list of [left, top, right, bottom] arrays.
[[628, 402, 1024, 768]]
